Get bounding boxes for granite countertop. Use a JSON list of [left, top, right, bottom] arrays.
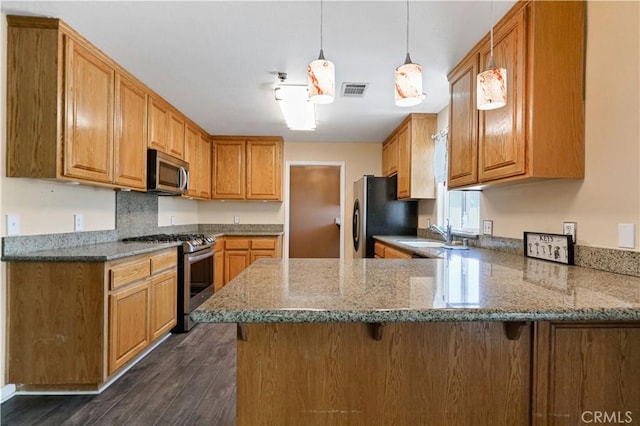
[[1, 241, 181, 262], [192, 246, 640, 323]]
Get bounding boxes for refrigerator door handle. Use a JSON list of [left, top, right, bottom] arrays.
[[352, 199, 360, 251]]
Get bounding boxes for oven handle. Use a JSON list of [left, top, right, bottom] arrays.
[[187, 248, 214, 263]]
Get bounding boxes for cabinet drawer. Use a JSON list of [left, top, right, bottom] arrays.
[[150, 250, 177, 275], [225, 238, 251, 250], [384, 246, 412, 259], [251, 238, 276, 250], [214, 239, 224, 251], [110, 258, 150, 290], [374, 243, 385, 258]]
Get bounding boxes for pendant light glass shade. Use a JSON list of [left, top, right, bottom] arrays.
[[477, 60, 507, 110], [308, 49, 335, 104], [395, 0, 422, 107], [395, 54, 423, 107]]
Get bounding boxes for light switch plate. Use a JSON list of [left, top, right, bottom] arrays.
[[6, 214, 20, 236], [618, 223, 635, 248], [563, 222, 577, 243], [483, 220, 493, 236]]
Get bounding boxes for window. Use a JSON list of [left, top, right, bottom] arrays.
[[436, 182, 481, 234]]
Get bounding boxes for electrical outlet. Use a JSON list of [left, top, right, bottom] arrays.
[[618, 223, 635, 249], [6, 214, 21, 236], [483, 220, 493, 236], [74, 214, 84, 232], [234, 216, 240, 224], [563, 222, 576, 243], [171, 216, 176, 225]]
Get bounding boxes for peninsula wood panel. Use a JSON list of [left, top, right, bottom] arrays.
[[6, 262, 105, 386], [533, 322, 640, 426], [114, 73, 147, 189], [64, 37, 114, 183], [237, 322, 531, 426]]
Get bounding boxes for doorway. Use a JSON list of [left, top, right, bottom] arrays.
[[285, 162, 344, 258]]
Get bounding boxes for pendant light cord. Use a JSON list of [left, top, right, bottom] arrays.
[[320, 0, 324, 52], [406, 0, 410, 56], [488, 0, 495, 67]]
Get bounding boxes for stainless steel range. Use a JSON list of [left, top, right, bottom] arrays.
[[124, 233, 216, 332]]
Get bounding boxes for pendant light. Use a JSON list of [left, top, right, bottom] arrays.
[[477, 0, 507, 110], [395, 0, 422, 107], [308, 0, 335, 104]]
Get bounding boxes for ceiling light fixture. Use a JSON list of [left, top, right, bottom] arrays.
[[308, 0, 335, 104], [275, 74, 316, 131], [395, 0, 422, 107], [477, 0, 507, 110]]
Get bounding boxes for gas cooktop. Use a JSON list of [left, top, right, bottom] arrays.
[[123, 233, 216, 253]]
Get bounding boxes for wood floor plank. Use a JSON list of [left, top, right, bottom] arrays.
[[1, 324, 237, 426]]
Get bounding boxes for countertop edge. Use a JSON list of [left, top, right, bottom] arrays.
[[191, 308, 640, 324]]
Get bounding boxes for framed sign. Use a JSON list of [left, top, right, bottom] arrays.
[[524, 232, 574, 265]]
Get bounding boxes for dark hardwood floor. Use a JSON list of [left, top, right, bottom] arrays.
[[1, 323, 236, 426]]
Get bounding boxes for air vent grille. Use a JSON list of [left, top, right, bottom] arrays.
[[341, 83, 369, 98]]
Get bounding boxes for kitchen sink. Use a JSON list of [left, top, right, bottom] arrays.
[[396, 240, 444, 249]]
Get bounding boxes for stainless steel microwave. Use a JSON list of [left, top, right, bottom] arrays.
[[147, 149, 189, 195]]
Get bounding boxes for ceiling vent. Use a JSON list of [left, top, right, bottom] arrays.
[[341, 82, 369, 98]]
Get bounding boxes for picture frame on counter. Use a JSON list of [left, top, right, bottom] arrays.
[[524, 232, 574, 265]]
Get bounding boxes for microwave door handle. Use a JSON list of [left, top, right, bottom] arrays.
[[179, 167, 188, 191]]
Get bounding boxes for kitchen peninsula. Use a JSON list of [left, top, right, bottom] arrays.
[[192, 248, 640, 426]]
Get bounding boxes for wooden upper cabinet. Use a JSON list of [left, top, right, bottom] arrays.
[[185, 125, 211, 199], [212, 139, 246, 200], [212, 136, 283, 201], [168, 110, 185, 160], [198, 133, 212, 199], [147, 95, 170, 153], [246, 139, 282, 200], [64, 37, 115, 183], [478, 9, 526, 182], [382, 135, 398, 177], [447, 0, 585, 189], [185, 125, 200, 198], [385, 114, 437, 200], [114, 74, 147, 189], [448, 53, 479, 189]]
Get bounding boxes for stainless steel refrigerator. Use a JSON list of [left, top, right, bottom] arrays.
[[352, 175, 418, 258]]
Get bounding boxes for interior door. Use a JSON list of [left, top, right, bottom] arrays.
[[289, 165, 341, 258]]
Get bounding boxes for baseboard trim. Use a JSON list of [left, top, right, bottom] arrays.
[[1, 333, 171, 400]]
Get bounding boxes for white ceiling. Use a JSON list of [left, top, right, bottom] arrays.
[[1, 1, 516, 143]]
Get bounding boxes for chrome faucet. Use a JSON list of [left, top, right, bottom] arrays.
[[429, 220, 452, 244]]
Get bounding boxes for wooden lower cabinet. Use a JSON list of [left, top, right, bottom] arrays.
[[219, 236, 280, 285], [374, 241, 412, 259], [533, 321, 640, 426], [6, 247, 178, 390], [109, 281, 150, 374]]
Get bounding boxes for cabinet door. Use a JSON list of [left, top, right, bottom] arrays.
[[478, 9, 526, 182], [198, 133, 212, 199], [214, 249, 224, 291], [185, 125, 199, 197], [382, 136, 398, 177], [213, 139, 245, 199], [224, 250, 250, 284], [448, 54, 479, 189], [246, 139, 282, 201], [534, 322, 640, 426], [109, 280, 150, 375], [114, 74, 147, 189], [148, 96, 169, 152], [64, 37, 114, 183], [396, 124, 411, 199], [150, 270, 177, 341], [168, 111, 185, 160]]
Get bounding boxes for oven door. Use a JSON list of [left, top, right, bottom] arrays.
[[186, 248, 215, 312]]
